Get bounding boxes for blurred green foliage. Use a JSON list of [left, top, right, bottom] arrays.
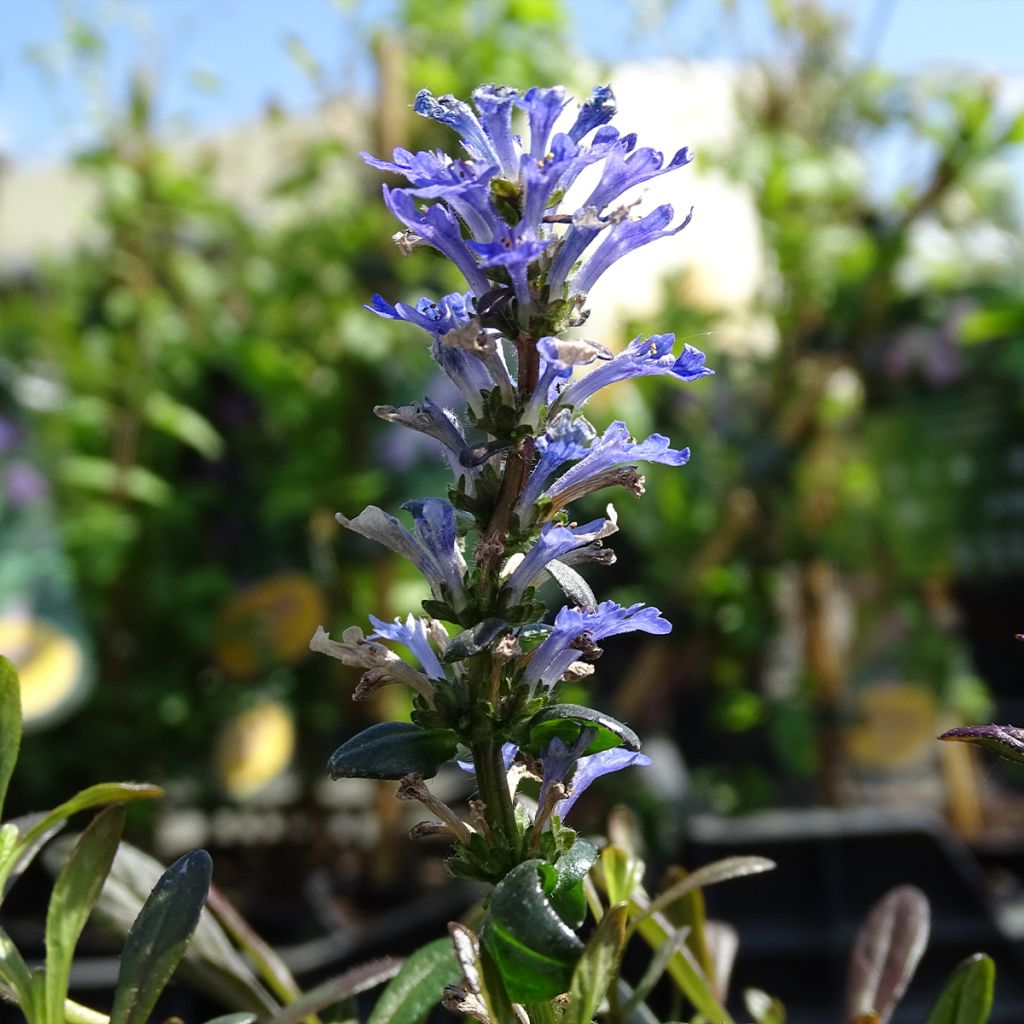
[[3, 0, 1024, 824]]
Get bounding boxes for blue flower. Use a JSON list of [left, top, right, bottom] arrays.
[[547, 143, 693, 294], [570, 204, 694, 298], [414, 89, 500, 166], [516, 86, 570, 161], [471, 84, 521, 178], [369, 613, 447, 680], [567, 85, 617, 143], [336, 499, 467, 605], [556, 334, 713, 411], [365, 291, 474, 338], [540, 420, 690, 512], [515, 410, 595, 515], [382, 186, 491, 295], [374, 397, 471, 468], [502, 516, 618, 603], [523, 600, 672, 692], [431, 335, 494, 415], [537, 734, 652, 823], [522, 337, 610, 427]]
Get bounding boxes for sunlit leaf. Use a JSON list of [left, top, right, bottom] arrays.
[[925, 953, 995, 1024], [44, 805, 126, 1019], [565, 904, 628, 1024], [0, 657, 22, 822], [367, 938, 461, 1024]]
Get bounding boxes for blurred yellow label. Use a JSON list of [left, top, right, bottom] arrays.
[[846, 684, 938, 770], [214, 699, 295, 800], [214, 572, 326, 678], [0, 616, 85, 725]]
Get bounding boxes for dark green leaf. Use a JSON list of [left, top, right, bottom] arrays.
[[546, 839, 599, 929], [45, 805, 126, 1018], [481, 859, 584, 1003], [328, 723, 458, 780], [925, 954, 995, 1024], [110, 849, 213, 1024], [565, 904, 628, 1024], [367, 938, 461, 1024], [846, 886, 930, 1024], [442, 619, 510, 663], [0, 657, 21, 822], [268, 959, 402, 1024], [527, 705, 640, 756]]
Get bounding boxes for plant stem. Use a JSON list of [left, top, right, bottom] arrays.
[[472, 735, 520, 851]]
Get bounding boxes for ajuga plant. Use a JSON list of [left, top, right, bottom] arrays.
[[311, 83, 1000, 1024]]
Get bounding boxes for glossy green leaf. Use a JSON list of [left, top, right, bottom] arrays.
[[527, 704, 640, 755], [328, 722, 457, 780], [0, 657, 21, 822], [367, 938, 461, 1024], [110, 848, 213, 1024], [442, 618, 509, 663], [44, 804, 126, 1019], [846, 886, 930, 1024], [267, 958, 402, 1024], [481, 859, 584, 1003], [565, 904, 628, 1024], [545, 838, 599, 929], [925, 954, 995, 1024], [479, 944, 520, 1024]]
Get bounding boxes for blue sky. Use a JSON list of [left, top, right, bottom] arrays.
[[1, 0, 1023, 165]]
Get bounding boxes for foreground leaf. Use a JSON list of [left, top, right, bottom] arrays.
[[269, 959, 403, 1024], [566, 904, 628, 1024], [527, 704, 640, 755], [45, 805, 126, 1019], [367, 938, 461, 1024], [939, 725, 1024, 767], [644, 856, 776, 921], [925, 953, 995, 1024], [846, 886, 930, 1024], [481, 859, 584, 1003], [110, 848, 213, 1024], [0, 783, 162, 897], [546, 839, 599, 929], [0, 657, 21, 822], [328, 722, 458, 780]]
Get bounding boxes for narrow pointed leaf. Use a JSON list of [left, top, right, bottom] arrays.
[[45, 805, 126, 1019], [566, 904, 628, 1024], [645, 856, 776, 920], [658, 866, 713, 983], [481, 859, 584, 1002], [268, 959, 403, 1024], [925, 953, 995, 1024], [621, 924, 689, 1016], [599, 845, 645, 907], [0, 657, 22, 822], [705, 920, 739, 1003], [328, 722, 457, 780], [846, 886, 930, 1024], [0, 927, 36, 1013], [203, 1016, 258, 1024], [110, 848, 213, 1024], [939, 725, 1024, 767], [367, 938, 461, 1024]]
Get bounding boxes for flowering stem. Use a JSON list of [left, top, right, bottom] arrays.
[[472, 734, 519, 851]]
